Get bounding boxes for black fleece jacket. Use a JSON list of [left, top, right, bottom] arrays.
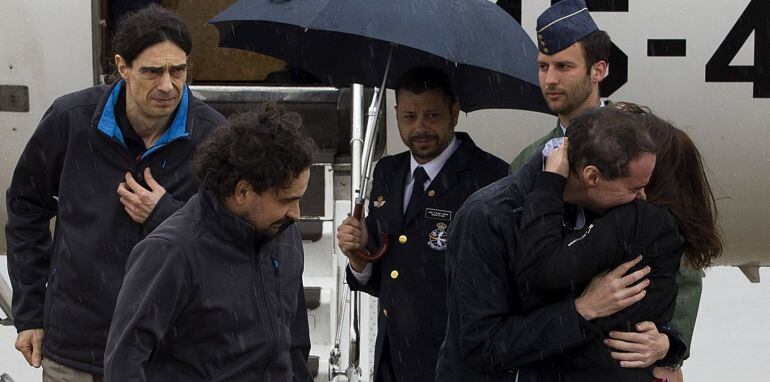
[[104, 189, 312, 382], [5, 81, 226, 373]]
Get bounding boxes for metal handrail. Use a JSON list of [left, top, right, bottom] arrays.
[[0, 275, 13, 326]]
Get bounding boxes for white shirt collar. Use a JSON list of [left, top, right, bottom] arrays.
[[409, 135, 460, 183]]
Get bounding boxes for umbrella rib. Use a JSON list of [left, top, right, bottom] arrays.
[[305, 0, 335, 29]]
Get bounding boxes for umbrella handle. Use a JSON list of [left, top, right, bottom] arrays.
[[349, 202, 389, 263]]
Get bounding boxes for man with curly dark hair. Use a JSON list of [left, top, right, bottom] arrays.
[[104, 104, 316, 381], [5, 5, 225, 380]]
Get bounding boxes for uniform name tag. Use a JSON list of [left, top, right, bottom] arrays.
[[425, 208, 452, 221]]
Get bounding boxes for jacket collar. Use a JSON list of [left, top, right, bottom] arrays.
[[94, 80, 191, 159], [198, 188, 292, 256]]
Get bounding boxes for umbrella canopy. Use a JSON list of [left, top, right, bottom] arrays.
[[209, 0, 549, 113]]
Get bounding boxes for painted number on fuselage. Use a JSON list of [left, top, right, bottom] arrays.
[[498, 0, 769, 98], [705, 0, 770, 98]]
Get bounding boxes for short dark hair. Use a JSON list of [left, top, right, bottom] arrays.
[[579, 30, 611, 75], [194, 103, 317, 200], [566, 107, 656, 180], [394, 66, 457, 107], [112, 4, 192, 67]]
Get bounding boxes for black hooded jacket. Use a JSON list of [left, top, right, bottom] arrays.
[[514, 171, 684, 381], [435, 155, 686, 381], [5, 81, 226, 373], [104, 189, 312, 382]]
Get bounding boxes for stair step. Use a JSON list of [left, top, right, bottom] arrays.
[[304, 286, 322, 310]]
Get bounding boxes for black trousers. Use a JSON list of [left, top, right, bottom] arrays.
[[376, 336, 398, 382]]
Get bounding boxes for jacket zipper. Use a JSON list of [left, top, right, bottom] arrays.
[[272, 254, 281, 320], [252, 253, 277, 382], [568, 223, 595, 247]]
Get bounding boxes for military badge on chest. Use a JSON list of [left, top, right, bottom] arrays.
[[428, 222, 448, 251], [373, 195, 386, 208]]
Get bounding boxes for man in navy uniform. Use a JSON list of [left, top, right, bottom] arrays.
[[336, 66, 509, 381], [510, 2, 700, 379]]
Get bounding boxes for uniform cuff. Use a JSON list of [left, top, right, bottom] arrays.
[[349, 263, 372, 285]]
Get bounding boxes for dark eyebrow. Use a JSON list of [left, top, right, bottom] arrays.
[[281, 196, 302, 203], [139, 63, 188, 71]]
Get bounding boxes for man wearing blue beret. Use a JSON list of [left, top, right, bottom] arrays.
[[509, 1, 700, 381]]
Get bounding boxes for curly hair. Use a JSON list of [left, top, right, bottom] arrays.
[[112, 4, 192, 66], [193, 103, 317, 200], [610, 102, 724, 269]]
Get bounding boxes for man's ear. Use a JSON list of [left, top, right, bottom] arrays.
[[115, 55, 128, 81], [580, 165, 602, 186], [233, 180, 254, 206], [591, 60, 608, 83]]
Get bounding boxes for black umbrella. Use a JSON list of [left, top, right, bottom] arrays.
[[210, 0, 548, 262], [209, 0, 548, 113], [210, 3, 546, 378]]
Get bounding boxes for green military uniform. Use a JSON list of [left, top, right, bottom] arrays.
[[672, 265, 704, 360], [510, 119, 704, 363], [509, 122, 563, 172]]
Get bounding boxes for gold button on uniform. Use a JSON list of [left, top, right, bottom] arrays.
[[398, 235, 407, 244], [427, 190, 435, 197], [390, 270, 399, 279], [383, 308, 389, 317]]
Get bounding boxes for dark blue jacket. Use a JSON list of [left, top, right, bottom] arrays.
[[514, 172, 683, 381], [5, 81, 226, 373], [436, 155, 686, 382], [347, 133, 509, 382], [104, 189, 312, 382], [436, 156, 596, 382]]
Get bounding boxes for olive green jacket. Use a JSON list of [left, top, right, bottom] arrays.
[[510, 119, 704, 362], [509, 123, 563, 172]]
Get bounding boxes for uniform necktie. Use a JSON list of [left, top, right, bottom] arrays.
[[405, 166, 429, 217]]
